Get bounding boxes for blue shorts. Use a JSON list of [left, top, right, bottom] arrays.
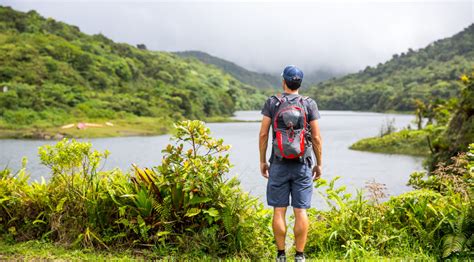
[[267, 161, 313, 209]]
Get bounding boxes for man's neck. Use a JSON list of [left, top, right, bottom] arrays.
[[283, 89, 299, 95]]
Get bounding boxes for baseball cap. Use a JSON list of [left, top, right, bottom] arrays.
[[281, 65, 304, 83]]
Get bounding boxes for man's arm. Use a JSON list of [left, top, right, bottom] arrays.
[[309, 119, 322, 180], [259, 116, 272, 178]]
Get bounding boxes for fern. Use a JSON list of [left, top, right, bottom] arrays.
[[222, 207, 234, 234], [442, 233, 466, 258]]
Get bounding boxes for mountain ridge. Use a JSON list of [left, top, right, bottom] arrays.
[[174, 50, 341, 89], [0, 6, 266, 132], [309, 23, 474, 111]]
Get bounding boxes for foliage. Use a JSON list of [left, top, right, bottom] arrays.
[[309, 24, 473, 111], [0, 6, 266, 130], [175, 51, 340, 90], [428, 71, 474, 170], [125, 120, 274, 257], [175, 51, 280, 90], [306, 169, 473, 259], [408, 148, 473, 197], [350, 71, 473, 159], [0, 121, 273, 258], [350, 128, 432, 156]]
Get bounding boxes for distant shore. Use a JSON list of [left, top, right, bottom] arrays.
[[0, 110, 414, 140], [0, 116, 259, 140]]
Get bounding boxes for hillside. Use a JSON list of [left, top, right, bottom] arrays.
[[175, 50, 340, 89], [309, 24, 474, 111], [174, 50, 281, 90], [0, 6, 265, 134]]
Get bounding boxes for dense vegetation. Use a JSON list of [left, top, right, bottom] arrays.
[[175, 50, 281, 90], [309, 24, 473, 111], [309, 73, 473, 258], [0, 121, 274, 259], [350, 128, 431, 156], [0, 6, 266, 134], [430, 73, 474, 169], [306, 148, 472, 259], [175, 51, 340, 90], [1, 120, 472, 260]]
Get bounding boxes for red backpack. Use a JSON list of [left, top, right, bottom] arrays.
[[272, 94, 311, 160]]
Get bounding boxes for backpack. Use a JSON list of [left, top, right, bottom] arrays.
[[271, 94, 312, 161]]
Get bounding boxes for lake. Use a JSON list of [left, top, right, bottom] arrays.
[[0, 110, 424, 208]]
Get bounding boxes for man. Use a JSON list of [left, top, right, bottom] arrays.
[[259, 65, 322, 262]]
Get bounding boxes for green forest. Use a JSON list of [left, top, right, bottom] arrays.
[[175, 50, 281, 90], [176, 50, 340, 89], [0, 6, 266, 138], [309, 24, 473, 111]]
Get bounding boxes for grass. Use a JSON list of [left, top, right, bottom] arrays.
[[350, 129, 431, 156], [0, 240, 435, 261], [0, 115, 260, 139], [0, 240, 139, 261], [0, 117, 172, 139]]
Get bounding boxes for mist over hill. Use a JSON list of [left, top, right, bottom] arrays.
[[175, 50, 341, 90], [309, 24, 474, 111]]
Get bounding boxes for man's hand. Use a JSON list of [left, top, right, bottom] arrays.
[[260, 162, 270, 179], [312, 165, 322, 180]]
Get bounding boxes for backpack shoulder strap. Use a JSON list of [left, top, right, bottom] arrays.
[[271, 93, 285, 108]]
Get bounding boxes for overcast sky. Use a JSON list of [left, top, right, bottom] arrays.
[[3, 0, 473, 74]]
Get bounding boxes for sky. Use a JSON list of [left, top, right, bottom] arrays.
[[2, 0, 473, 74]]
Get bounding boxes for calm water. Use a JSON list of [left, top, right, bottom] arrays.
[[0, 111, 424, 208]]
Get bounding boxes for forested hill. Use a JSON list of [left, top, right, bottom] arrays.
[[0, 6, 266, 129], [174, 50, 281, 90], [309, 24, 474, 111], [174, 50, 340, 89]]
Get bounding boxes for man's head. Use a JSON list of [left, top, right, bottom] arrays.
[[281, 65, 304, 91]]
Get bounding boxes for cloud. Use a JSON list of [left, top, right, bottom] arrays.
[[3, 1, 473, 74]]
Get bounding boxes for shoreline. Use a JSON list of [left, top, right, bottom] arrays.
[[0, 109, 414, 140], [0, 116, 259, 140]]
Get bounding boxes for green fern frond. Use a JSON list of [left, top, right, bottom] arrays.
[[442, 233, 467, 258]]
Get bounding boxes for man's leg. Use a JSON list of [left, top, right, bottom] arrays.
[[293, 207, 309, 252], [272, 207, 288, 251]]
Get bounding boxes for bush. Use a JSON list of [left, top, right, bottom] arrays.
[[3, 108, 39, 126], [350, 128, 432, 156], [0, 120, 273, 259], [306, 149, 473, 260]]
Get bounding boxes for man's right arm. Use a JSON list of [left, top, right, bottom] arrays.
[[259, 115, 272, 178], [309, 119, 322, 180]]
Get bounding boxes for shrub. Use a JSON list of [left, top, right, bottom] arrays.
[[0, 120, 273, 259], [306, 148, 473, 259], [3, 108, 39, 126], [123, 120, 274, 257]]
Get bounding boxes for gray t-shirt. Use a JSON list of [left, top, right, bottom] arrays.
[[261, 93, 321, 164]]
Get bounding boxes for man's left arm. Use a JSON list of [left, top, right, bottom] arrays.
[[306, 99, 322, 180], [259, 116, 272, 178]]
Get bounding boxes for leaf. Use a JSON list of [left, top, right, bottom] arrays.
[[156, 231, 171, 237], [442, 233, 466, 258], [56, 197, 67, 212], [204, 207, 219, 217], [188, 196, 212, 206], [185, 208, 201, 217], [32, 219, 47, 225]]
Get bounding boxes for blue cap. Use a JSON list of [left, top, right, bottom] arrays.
[[281, 65, 303, 83]]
